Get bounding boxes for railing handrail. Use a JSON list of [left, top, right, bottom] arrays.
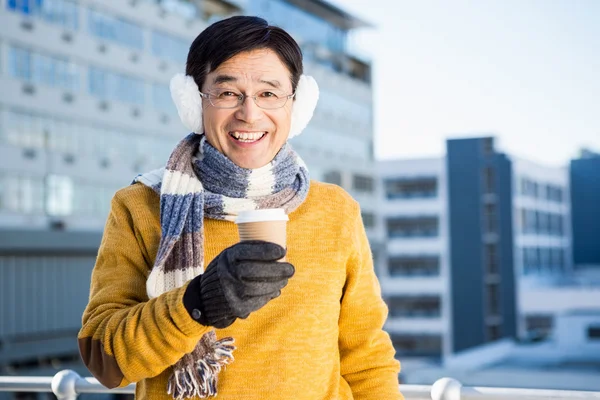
[[1, 370, 600, 399]]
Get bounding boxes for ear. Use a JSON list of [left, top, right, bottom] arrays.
[[170, 73, 203, 134], [288, 75, 320, 139]]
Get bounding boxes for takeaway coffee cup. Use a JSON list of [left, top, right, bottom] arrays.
[[235, 209, 289, 261]]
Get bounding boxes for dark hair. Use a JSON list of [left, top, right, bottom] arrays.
[[186, 16, 303, 92]]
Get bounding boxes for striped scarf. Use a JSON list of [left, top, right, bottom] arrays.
[[133, 133, 310, 399]]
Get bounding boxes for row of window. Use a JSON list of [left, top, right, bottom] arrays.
[[520, 178, 565, 203], [8, 45, 175, 111], [322, 171, 375, 194], [385, 177, 438, 200], [8, 45, 80, 92], [0, 173, 118, 218], [521, 246, 568, 275], [387, 216, 439, 238], [389, 334, 442, 358], [88, 8, 144, 50], [8, 0, 79, 30], [7, 0, 190, 63], [2, 108, 176, 169], [385, 296, 441, 318], [519, 209, 565, 236], [388, 256, 440, 277], [88, 66, 146, 105]]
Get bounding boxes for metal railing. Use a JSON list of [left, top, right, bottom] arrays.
[[1, 370, 600, 399]]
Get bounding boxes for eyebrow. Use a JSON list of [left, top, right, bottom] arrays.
[[212, 75, 237, 85], [211, 75, 282, 89], [259, 79, 282, 89]]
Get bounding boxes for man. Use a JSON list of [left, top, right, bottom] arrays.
[[79, 15, 402, 400]]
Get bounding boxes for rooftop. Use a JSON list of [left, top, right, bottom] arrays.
[[283, 0, 373, 29]]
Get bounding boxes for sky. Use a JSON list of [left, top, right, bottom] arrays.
[[328, 0, 600, 166]]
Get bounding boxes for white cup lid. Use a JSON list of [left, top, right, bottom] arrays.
[[235, 208, 289, 224]]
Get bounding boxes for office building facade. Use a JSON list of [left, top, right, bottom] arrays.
[[0, 0, 378, 388], [378, 137, 573, 360]]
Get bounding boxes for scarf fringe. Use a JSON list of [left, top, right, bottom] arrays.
[[167, 336, 235, 399]]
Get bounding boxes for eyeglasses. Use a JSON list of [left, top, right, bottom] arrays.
[[199, 89, 296, 110]]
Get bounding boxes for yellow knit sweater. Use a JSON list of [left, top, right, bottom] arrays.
[[78, 180, 402, 399]]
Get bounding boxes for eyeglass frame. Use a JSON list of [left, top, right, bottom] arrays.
[[198, 89, 296, 110]]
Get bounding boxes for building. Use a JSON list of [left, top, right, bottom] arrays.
[[0, 0, 377, 234], [377, 136, 577, 360], [0, 0, 378, 394], [570, 149, 600, 268], [245, 0, 380, 244]]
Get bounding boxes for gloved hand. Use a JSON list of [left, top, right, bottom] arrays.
[[183, 240, 294, 329]]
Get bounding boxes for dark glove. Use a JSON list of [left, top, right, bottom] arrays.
[[183, 240, 294, 329]]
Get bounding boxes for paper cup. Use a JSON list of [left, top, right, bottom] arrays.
[[235, 209, 289, 261]]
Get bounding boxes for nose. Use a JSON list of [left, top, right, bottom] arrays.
[[234, 95, 264, 124]]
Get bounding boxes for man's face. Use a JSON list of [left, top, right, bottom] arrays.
[[201, 49, 294, 169]]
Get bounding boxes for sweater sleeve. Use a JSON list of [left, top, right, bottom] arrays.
[[77, 190, 212, 388], [339, 203, 403, 400]]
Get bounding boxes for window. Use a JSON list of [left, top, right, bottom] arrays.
[[387, 216, 438, 238], [390, 334, 442, 358], [88, 9, 144, 49], [352, 174, 374, 193], [526, 315, 553, 340], [486, 283, 500, 315], [536, 211, 545, 234], [483, 203, 497, 234], [545, 185, 564, 203], [485, 243, 498, 274], [8, 45, 80, 91], [385, 177, 437, 199], [487, 325, 501, 341], [3, 110, 46, 149], [386, 296, 441, 318], [522, 247, 539, 275], [323, 171, 342, 186], [588, 326, 600, 340], [89, 67, 145, 105], [361, 212, 375, 229], [7, 0, 79, 30], [388, 256, 440, 277], [483, 166, 495, 194], [152, 30, 189, 64], [46, 174, 73, 216], [0, 174, 45, 214], [521, 178, 541, 198]]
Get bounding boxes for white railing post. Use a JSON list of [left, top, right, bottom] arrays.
[[431, 377, 463, 400], [51, 369, 80, 400]]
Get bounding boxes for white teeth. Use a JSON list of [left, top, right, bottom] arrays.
[[230, 132, 265, 142]]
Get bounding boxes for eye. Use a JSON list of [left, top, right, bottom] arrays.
[[259, 91, 279, 98], [217, 90, 239, 98]]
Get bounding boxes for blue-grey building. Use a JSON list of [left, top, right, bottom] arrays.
[[446, 137, 517, 352], [570, 150, 600, 268]]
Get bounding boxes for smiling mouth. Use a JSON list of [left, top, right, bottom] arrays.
[[228, 131, 267, 143]]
